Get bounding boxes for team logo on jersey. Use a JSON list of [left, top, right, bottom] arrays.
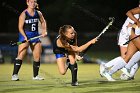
[[25, 19, 38, 24]]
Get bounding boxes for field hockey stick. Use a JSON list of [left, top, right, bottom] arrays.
[[123, 24, 139, 45], [96, 17, 115, 39], [123, 35, 140, 45], [79, 17, 115, 57], [10, 35, 44, 46]]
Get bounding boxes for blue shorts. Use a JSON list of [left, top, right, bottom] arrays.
[[19, 31, 40, 43], [55, 54, 66, 59]]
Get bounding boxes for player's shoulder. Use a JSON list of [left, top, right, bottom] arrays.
[[19, 9, 27, 18], [20, 9, 28, 16], [36, 10, 42, 15], [131, 7, 140, 11]]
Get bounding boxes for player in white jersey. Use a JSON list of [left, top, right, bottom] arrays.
[[118, 14, 140, 80], [119, 3, 140, 79], [99, 13, 140, 81]]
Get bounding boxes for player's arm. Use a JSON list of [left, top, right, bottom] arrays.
[[38, 11, 47, 36], [18, 11, 28, 41], [126, 7, 140, 26], [70, 38, 97, 52]]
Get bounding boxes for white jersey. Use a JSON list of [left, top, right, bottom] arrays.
[[118, 14, 139, 47], [122, 14, 139, 29]]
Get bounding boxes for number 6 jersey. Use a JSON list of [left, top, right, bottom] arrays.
[[24, 10, 39, 32]]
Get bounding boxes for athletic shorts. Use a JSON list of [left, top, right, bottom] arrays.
[[19, 31, 40, 43], [127, 26, 140, 36], [118, 28, 129, 47], [55, 53, 66, 59]]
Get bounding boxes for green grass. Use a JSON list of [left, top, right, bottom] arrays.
[[0, 63, 140, 93]]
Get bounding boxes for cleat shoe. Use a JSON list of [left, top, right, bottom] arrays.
[[120, 73, 129, 80], [128, 76, 134, 80], [33, 75, 44, 80], [71, 81, 79, 86], [12, 74, 19, 81], [100, 63, 107, 77], [120, 73, 134, 80], [102, 71, 116, 81], [121, 67, 131, 77]]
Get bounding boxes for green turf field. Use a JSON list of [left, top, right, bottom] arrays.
[[0, 63, 140, 93]]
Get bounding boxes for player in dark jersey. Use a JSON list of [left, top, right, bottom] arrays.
[[12, 0, 47, 81], [53, 25, 97, 86]]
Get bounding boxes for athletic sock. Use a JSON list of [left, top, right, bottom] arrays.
[[66, 59, 70, 70], [12, 58, 22, 75], [69, 63, 78, 83], [130, 63, 139, 77], [125, 51, 140, 69], [33, 61, 40, 77], [108, 57, 127, 75], [105, 57, 120, 68]]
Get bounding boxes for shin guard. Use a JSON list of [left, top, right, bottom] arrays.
[[33, 61, 40, 77], [12, 59, 22, 75], [69, 63, 78, 84]]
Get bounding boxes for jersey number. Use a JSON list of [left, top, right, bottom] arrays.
[[31, 24, 36, 31]]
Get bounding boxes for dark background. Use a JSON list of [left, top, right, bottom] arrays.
[[0, 0, 139, 51]]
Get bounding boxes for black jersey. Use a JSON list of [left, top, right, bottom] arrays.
[[24, 10, 39, 32], [53, 35, 68, 54], [53, 35, 76, 54]]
